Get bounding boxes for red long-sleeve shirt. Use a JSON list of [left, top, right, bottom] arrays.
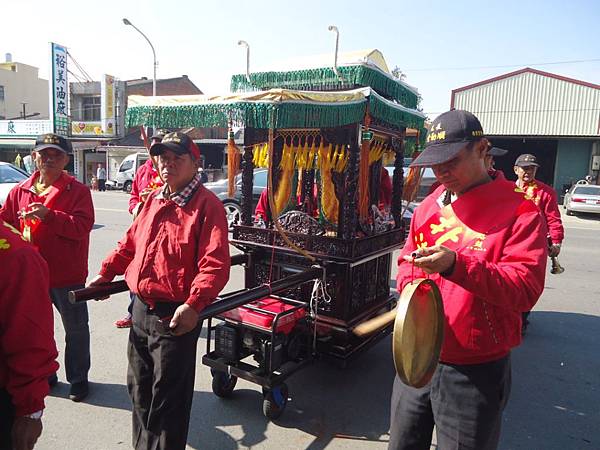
[[129, 159, 160, 214], [398, 173, 548, 364], [0, 221, 59, 416], [0, 171, 94, 288], [518, 180, 565, 245], [100, 185, 230, 312], [379, 166, 392, 209]]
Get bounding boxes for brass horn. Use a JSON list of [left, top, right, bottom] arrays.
[[550, 255, 565, 274]]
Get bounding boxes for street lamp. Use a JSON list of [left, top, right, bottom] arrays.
[[122, 18, 157, 97]]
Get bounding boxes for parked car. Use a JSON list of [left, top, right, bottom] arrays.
[[563, 184, 600, 216], [114, 152, 150, 193], [385, 160, 436, 203], [203, 169, 268, 227], [0, 162, 29, 207]]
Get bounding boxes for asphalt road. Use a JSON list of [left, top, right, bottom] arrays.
[[36, 191, 600, 450]]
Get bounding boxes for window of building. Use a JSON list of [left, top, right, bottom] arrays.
[[0, 85, 5, 101], [81, 96, 101, 121]]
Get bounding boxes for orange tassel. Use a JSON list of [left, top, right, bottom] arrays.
[[227, 130, 241, 197], [358, 114, 372, 220], [402, 151, 424, 203]]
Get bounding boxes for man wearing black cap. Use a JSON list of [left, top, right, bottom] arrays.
[[89, 132, 230, 449], [514, 153, 564, 333], [389, 110, 548, 450], [486, 144, 508, 172], [0, 133, 94, 403], [114, 130, 169, 329]]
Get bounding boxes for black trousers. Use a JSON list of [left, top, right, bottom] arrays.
[[128, 296, 202, 450], [389, 355, 511, 450], [0, 389, 15, 450], [98, 179, 106, 191]]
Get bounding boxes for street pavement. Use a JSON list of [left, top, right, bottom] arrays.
[[36, 190, 600, 449]]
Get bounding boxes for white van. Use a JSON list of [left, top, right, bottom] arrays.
[[115, 153, 149, 193]]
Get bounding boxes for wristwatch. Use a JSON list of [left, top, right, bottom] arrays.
[[24, 409, 43, 419]]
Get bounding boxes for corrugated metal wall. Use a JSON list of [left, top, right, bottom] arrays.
[[453, 72, 600, 136]]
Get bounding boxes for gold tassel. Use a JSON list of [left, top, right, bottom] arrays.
[[320, 143, 339, 224], [274, 139, 294, 215]]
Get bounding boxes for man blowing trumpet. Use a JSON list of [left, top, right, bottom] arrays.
[[88, 132, 230, 450]]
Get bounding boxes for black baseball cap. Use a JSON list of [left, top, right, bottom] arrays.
[[411, 109, 485, 167], [150, 132, 200, 159], [33, 133, 72, 154], [151, 129, 168, 141], [514, 154, 539, 167], [488, 145, 508, 157]]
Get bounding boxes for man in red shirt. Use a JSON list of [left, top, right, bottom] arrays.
[[89, 132, 230, 450], [514, 153, 564, 333], [128, 129, 167, 217], [0, 221, 58, 450], [0, 133, 94, 403], [114, 130, 167, 329], [389, 110, 548, 450]]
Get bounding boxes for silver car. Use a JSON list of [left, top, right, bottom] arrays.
[[0, 162, 29, 207], [203, 169, 268, 228], [563, 184, 600, 216]]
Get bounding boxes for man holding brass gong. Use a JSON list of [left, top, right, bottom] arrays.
[[389, 110, 548, 450]]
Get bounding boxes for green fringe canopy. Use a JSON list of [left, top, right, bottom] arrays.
[[125, 93, 425, 132], [125, 100, 368, 130], [369, 92, 425, 130], [230, 65, 420, 109]]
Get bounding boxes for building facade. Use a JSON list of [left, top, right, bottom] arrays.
[[0, 56, 49, 121], [451, 68, 600, 193]]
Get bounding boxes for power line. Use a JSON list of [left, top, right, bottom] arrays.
[[66, 50, 94, 82], [67, 69, 86, 84], [405, 58, 600, 72]]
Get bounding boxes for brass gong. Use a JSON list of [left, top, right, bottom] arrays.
[[393, 278, 444, 388]]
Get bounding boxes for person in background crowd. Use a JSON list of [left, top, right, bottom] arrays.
[[114, 129, 167, 329], [96, 163, 107, 192], [514, 153, 564, 334], [0, 133, 94, 403], [485, 145, 508, 172], [89, 132, 230, 449], [0, 221, 59, 450], [389, 110, 547, 450]]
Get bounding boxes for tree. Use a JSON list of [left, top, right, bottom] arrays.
[[391, 66, 406, 81]]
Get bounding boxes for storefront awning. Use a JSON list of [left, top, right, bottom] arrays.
[[0, 138, 36, 149]]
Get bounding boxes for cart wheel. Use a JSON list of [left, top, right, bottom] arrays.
[[211, 370, 237, 398], [262, 383, 289, 420]]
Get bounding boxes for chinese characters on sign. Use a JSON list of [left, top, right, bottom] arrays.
[[0, 120, 52, 136], [50, 43, 69, 136], [101, 74, 116, 136]]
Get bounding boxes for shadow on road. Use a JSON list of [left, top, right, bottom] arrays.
[[566, 212, 600, 222], [500, 311, 600, 450], [188, 336, 395, 449], [48, 311, 598, 449]]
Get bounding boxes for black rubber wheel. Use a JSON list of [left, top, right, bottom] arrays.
[[262, 383, 288, 420], [211, 370, 237, 398], [123, 181, 132, 194], [566, 208, 573, 216]]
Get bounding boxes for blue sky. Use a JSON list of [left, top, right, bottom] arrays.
[[2, 0, 599, 119]]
